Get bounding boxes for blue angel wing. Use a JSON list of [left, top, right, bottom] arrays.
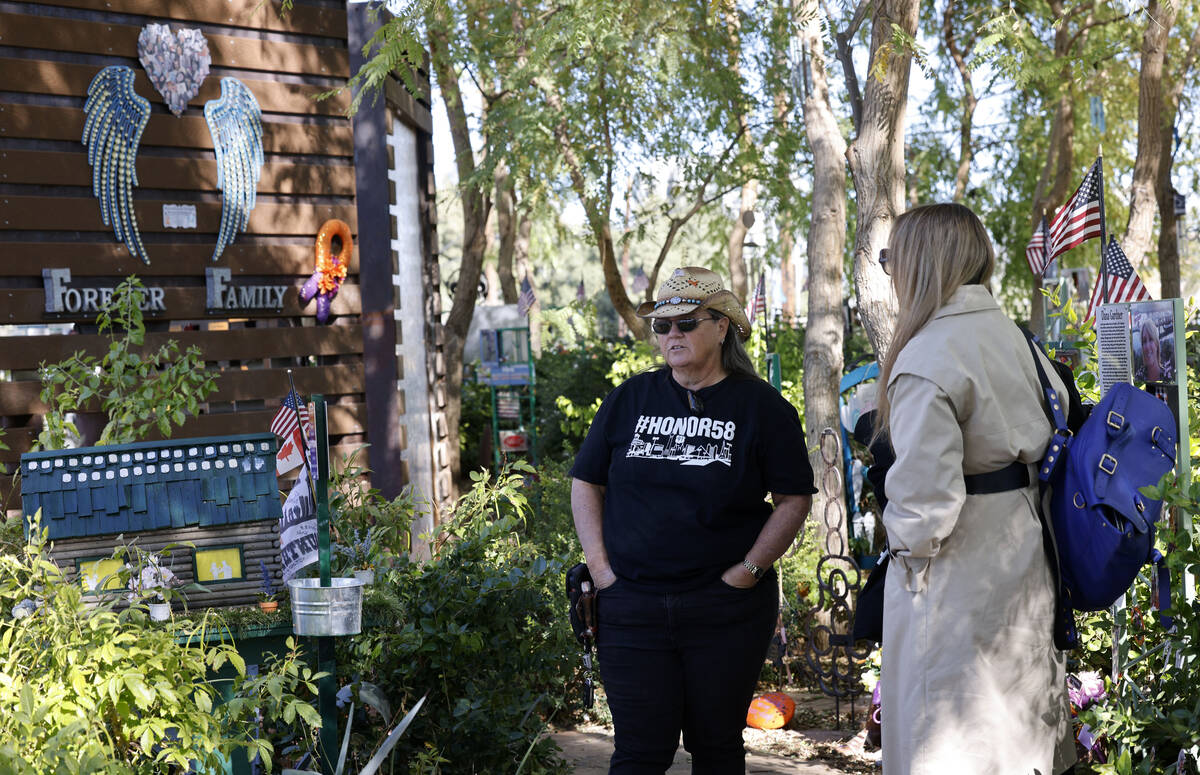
[[82, 66, 152, 264], [204, 78, 263, 262]]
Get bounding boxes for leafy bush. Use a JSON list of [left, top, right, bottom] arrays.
[[37, 276, 216, 450], [328, 448, 417, 566], [336, 465, 576, 774], [0, 515, 323, 773]]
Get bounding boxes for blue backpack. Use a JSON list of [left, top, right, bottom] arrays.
[[1024, 334, 1177, 649]]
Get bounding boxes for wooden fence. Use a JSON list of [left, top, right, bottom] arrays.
[[0, 0, 447, 522]]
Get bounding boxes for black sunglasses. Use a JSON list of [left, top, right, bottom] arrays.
[[878, 248, 891, 275], [651, 316, 718, 335]]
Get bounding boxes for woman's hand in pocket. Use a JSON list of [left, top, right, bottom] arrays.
[[592, 565, 618, 590], [720, 562, 758, 589]]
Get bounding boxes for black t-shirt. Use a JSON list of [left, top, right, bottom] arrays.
[[569, 368, 816, 591]]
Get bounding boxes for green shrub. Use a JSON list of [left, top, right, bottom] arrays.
[[328, 448, 418, 566], [0, 515, 323, 773], [336, 465, 575, 774]]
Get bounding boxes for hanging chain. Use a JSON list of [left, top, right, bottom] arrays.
[[802, 427, 869, 725]]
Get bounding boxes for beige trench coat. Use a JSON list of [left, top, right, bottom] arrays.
[[880, 285, 1076, 775]]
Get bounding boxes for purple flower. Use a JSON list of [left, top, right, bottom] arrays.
[[1069, 671, 1107, 709]]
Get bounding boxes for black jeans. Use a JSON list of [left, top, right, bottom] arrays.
[[595, 574, 778, 774]]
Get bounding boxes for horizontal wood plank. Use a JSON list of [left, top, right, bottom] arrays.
[[1, 150, 357, 197], [0, 242, 359, 278], [2, 58, 350, 115], [4, 12, 349, 78], [0, 403, 367, 458], [2, 196, 357, 236], [210, 364, 365, 402], [31, 0, 348, 39], [0, 381, 42, 415], [0, 284, 362, 325], [0, 363, 365, 414], [0, 325, 365, 370], [0, 105, 354, 157]]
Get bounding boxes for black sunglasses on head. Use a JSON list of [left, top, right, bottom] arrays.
[[651, 316, 718, 335]]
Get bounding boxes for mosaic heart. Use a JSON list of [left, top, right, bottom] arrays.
[[137, 24, 211, 116]]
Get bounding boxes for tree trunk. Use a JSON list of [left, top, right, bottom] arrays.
[[780, 226, 797, 322], [1028, 1, 1082, 335], [1155, 22, 1200, 298], [728, 181, 758, 303], [1156, 121, 1180, 300], [724, 7, 754, 304], [495, 163, 519, 303], [942, 0, 976, 203], [846, 0, 919, 359], [1121, 0, 1175, 269], [428, 9, 490, 496], [799, 0, 848, 577]]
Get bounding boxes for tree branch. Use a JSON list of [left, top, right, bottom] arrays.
[[1065, 11, 1133, 53]]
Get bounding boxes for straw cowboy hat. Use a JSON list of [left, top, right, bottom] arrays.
[[635, 267, 752, 341]]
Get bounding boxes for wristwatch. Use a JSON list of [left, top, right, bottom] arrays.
[[742, 559, 767, 580]]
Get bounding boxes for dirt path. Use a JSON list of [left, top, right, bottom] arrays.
[[550, 690, 880, 774], [552, 726, 875, 774]]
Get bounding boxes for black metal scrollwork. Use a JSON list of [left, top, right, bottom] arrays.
[[802, 427, 870, 725]]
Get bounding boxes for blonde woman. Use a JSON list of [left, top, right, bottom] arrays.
[[874, 204, 1076, 774]]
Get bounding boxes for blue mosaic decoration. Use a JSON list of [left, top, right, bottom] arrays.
[[204, 78, 263, 262], [82, 66, 152, 264], [20, 434, 281, 542]]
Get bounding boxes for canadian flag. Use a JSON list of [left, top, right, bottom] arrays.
[[276, 427, 306, 476]]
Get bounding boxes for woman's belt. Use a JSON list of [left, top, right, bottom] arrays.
[[963, 461, 1030, 494]]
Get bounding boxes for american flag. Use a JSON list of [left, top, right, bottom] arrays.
[[1025, 215, 1050, 276], [1085, 238, 1152, 321], [1048, 158, 1104, 262], [747, 272, 766, 326], [576, 280, 586, 302], [632, 267, 650, 293], [271, 390, 311, 441], [517, 275, 536, 316]]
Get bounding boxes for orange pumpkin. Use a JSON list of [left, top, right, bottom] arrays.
[[745, 691, 796, 730]]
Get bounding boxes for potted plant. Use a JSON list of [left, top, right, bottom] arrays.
[[258, 560, 280, 613], [125, 548, 181, 620], [335, 526, 388, 585], [121, 542, 208, 621]]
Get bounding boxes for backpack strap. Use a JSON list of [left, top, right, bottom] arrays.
[[1151, 549, 1174, 631], [1018, 326, 1079, 650], [1019, 328, 1073, 483]]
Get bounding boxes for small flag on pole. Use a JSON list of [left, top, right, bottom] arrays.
[[271, 390, 312, 476], [576, 279, 586, 302], [747, 272, 766, 326], [632, 267, 650, 292], [271, 390, 311, 441], [1025, 215, 1050, 277], [1085, 237, 1152, 321], [518, 275, 536, 316], [1048, 158, 1104, 262]]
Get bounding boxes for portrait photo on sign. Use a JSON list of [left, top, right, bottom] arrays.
[[1129, 299, 1181, 426], [1132, 301, 1175, 385]]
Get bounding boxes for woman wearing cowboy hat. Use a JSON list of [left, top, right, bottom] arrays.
[[570, 267, 815, 773]]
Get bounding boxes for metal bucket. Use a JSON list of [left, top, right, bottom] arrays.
[[287, 577, 365, 636]]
